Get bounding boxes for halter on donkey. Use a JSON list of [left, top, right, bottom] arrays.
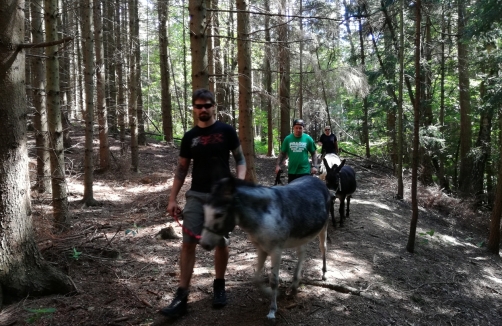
[[200, 176, 331, 320]]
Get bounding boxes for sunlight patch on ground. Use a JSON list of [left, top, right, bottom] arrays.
[[440, 234, 467, 247], [325, 249, 373, 281], [351, 199, 392, 211]]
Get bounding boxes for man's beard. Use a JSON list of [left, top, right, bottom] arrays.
[[199, 113, 211, 122]]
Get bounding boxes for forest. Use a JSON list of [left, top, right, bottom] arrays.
[[0, 0, 501, 325]]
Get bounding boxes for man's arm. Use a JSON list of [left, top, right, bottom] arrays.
[[275, 151, 288, 174], [231, 145, 246, 180], [167, 157, 190, 216], [334, 141, 339, 154]]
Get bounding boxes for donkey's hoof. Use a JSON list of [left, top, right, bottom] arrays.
[[266, 311, 276, 320], [322, 275, 327, 281]]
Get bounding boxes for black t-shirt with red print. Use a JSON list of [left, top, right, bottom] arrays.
[[180, 121, 240, 193]]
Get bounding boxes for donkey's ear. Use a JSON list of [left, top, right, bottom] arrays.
[[221, 177, 236, 198], [323, 158, 331, 171], [337, 159, 346, 171]]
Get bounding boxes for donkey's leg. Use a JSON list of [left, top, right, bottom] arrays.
[[267, 249, 282, 320], [346, 195, 351, 218], [254, 248, 269, 294], [291, 245, 306, 294], [330, 196, 336, 227], [339, 195, 346, 227], [318, 223, 328, 281]]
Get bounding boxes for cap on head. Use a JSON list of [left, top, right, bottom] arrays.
[[325, 126, 331, 130], [293, 119, 305, 127]]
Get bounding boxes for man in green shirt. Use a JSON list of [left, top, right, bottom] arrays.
[[275, 119, 318, 183]]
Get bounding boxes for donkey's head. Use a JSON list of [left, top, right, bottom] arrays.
[[200, 177, 238, 251], [323, 158, 346, 191]]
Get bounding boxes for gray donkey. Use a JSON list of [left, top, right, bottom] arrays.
[[200, 176, 331, 320]]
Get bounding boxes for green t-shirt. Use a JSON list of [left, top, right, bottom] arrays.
[[281, 133, 317, 174]]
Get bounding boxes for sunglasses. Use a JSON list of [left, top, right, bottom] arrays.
[[325, 129, 331, 131], [194, 103, 213, 109]]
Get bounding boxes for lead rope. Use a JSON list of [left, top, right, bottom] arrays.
[[171, 211, 201, 240]]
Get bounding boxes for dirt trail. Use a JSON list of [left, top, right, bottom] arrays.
[[2, 134, 501, 326]]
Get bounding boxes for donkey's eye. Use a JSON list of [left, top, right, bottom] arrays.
[[214, 213, 224, 219]]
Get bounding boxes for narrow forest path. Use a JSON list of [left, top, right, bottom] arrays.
[[1, 133, 501, 326]]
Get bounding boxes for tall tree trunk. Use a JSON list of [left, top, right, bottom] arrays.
[[419, 15, 434, 186], [76, 14, 85, 119], [190, 0, 208, 90], [31, 0, 51, 193], [358, 12, 370, 158], [45, 0, 69, 227], [158, 0, 173, 142], [129, 0, 139, 171], [343, 0, 356, 65], [298, 0, 303, 119], [236, 0, 256, 182], [213, 0, 225, 119], [94, 0, 110, 171], [105, 0, 117, 135], [135, 1, 146, 146], [396, 0, 404, 199], [116, 0, 126, 144], [457, 0, 472, 194], [81, 0, 98, 206], [407, 0, 421, 253], [487, 111, 502, 254], [264, 0, 273, 157], [206, 0, 215, 93], [0, 0, 73, 304], [436, 2, 450, 192], [59, 0, 72, 149], [182, 3, 189, 130], [278, 0, 290, 142]]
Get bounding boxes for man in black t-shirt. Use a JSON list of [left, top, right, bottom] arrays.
[[160, 89, 246, 318], [318, 125, 339, 155]]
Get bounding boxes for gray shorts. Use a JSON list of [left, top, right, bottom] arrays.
[[182, 190, 228, 247]]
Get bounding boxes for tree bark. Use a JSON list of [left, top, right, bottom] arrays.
[[487, 111, 502, 254], [31, 0, 51, 194], [419, 15, 434, 186], [104, 0, 117, 135], [407, 0, 421, 253], [264, 0, 273, 157], [189, 0, 208, 126], [81, 0, 98, 206], [358, 12, 370, 158], [45, 0, 69, 227], [158, 0, 173, 142], [116, 0, 126, 144], [0, 0, 73, 305], [278, 0, 290, 142], [396, 0, 404, 199], [129, 0, 139, 171], [457, 0, 472, 194], [94, 0, 110, 171], [236, 0, 256, 182], [135, 2, 145, 146], [59, 1, 72, 149]]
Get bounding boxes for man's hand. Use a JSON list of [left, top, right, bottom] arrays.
[[310, 166, 318, 175], [275, 165, 282, 174], [167, 200, 181, 218]]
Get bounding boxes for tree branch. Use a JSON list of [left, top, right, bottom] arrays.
[[18, 36, 73, 50], [207, 8, 343, 22]]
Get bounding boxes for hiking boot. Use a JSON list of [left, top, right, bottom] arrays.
[[213, 279, 227, 308], [159, 288, 188, 317]]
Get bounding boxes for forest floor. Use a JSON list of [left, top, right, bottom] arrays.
[[1, 128, 502, 326]]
